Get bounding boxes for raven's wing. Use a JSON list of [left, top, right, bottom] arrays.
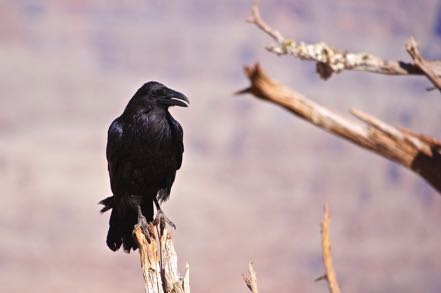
[[157, 119, 184, 202], [173, 120, 184, 170], [106, 118, 124, 193]]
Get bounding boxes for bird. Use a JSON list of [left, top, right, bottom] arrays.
[[99, 81, 189, 252]]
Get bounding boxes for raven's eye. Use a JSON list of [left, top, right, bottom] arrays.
[[151, 88, 164, 96]]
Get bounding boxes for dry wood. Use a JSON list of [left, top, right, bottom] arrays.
[[246, 0, 441, 80], [237, 63, 441, 194], [318, 205, 341, 293], [134, 224, 190, 293], [242, 261, 260, 293], [406, 37, 441, 91]]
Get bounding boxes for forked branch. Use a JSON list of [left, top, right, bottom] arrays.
[[406, 37, 441, 91]]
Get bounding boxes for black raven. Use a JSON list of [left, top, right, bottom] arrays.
[[100, 81, 189, 252]]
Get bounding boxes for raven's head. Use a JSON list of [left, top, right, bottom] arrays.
[[132, 81, 189, 109]]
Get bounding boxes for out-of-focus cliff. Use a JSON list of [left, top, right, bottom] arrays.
[[1, 1, 441, 292]]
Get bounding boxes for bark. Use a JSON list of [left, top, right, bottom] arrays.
[[134, 224, 190, 293]]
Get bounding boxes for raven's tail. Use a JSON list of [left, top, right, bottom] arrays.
[[99, 195, 154, 252]]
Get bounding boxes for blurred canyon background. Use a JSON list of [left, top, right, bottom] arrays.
[[1, 0, 441, 292]]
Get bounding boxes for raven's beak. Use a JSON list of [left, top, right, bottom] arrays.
[[159, 89, 190, 107]]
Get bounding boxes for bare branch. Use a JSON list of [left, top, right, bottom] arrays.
[[134, 224, 190, 293], [319, 204, 341, 293], [246, 0, 441, 80], [246, 0, 284, 43], [238, 63, 441, 194], [242, 261, 260, 293], [406, 37, 441, 91]]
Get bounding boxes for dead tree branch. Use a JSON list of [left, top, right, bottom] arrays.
[[134, 224, 190, 293], [317, 205, 341, 293], [406, 37, 441, 91], [242, 261, 260, 293], [237, 63, 441, 194], [246, 0, 441, 80]]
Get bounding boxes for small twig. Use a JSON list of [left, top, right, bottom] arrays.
[[246, 0, 284, 43], [406, 37, 441, 92], [246, 0, 441, 80], [242, 261, 260, 293], [314, 274, 327, 282], [183, 263, 191, 293], [318, 204, 341, 293]]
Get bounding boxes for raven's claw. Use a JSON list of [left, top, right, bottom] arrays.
[[154, 210, 176, 231], [137, 214, 150, 236]]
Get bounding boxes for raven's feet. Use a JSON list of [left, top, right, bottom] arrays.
[[137, 214, 150, 236], [154, 209, 176, 231]]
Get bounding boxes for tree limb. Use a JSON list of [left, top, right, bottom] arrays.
[[237, 63, 441, 194], [406, 37, 441, 91], [242, 261, 260, 293], [317, 204, 341, 293], [246, 0, 441, 80], [134, 224, 190, 293]]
